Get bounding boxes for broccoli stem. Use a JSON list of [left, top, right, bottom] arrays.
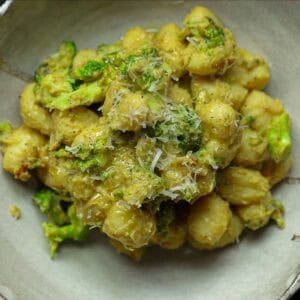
[[267, 112, 291, 163]]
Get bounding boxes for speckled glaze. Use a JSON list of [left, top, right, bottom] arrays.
[[0, 1, 299, 300]]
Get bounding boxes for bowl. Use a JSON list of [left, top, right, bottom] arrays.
[[0, 1, 299, 299]]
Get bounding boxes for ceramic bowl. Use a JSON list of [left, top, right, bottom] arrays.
[[0, 1, 299, 299]]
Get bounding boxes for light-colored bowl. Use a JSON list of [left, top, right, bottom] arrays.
[[0, 1, 299, 299]]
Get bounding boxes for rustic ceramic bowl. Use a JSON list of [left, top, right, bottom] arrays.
[[0, 1, 299, 299]]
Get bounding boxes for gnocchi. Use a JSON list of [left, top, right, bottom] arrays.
[[0, 5, 292, 260]]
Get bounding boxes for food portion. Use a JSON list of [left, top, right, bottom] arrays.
[[0, 6, 292, 260], [9, 204, 22, 220]]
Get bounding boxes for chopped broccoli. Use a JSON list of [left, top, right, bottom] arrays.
[[73, 60, 106, 81], [0, 120, 12, 142], [33, 188, 69, 226], [65, 128, 112, 173], [120, 48, 172, 92], [45, 61, 120, 110], [54, 148, 73, 159], [152, 104, 202, 152], [43, 205, 89, 258], [34, 41, 77, 83], [267, 112, 292, 162], [36, 44, 120, 110], [196, 147, 218, 169], [185, 17, 225, 49], [36, 71, 74, 109], [41, 81, 105, 110], [73, 153, 109, 173], [271, 199, 285, 229], [202, 18, 225, 48], [178, 178, 199, 202]]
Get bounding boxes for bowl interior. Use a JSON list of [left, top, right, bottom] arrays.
[[0, 1, 299, 300]]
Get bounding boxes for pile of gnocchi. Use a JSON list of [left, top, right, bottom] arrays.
[[0, 6, 292, 260]]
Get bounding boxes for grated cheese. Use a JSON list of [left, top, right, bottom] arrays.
[[150, 148, 162, 171]]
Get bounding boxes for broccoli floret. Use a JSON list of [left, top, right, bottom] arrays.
[[153, 105, 202, 152], [34, 41, 77, 83], [43, 205, 89, 258], [33, 188, 69, 226], [56, 147, 109, 174], [271, 199, 285, 229], [267, 112, 291, 162], [36, 43, 120, 110], [73, 60, 106, 81], [62, 65, 119, 110], [42, 81, 105, 110], [202, 18, 225, 48], [0, 120, 12, 142], [37, 71, 74, 105], [121, 48, 172, 92]]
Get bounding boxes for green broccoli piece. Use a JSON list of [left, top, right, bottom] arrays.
[[33, 188, 69, 226], [121, 48, 172, 92], [202, 18, 225, 48], [34, 41, 77, 83], [72, 43, 123, 82], [52, 64, 120, 111], [0, 120, 12, 142], [36, 44, 120, 110], [43, 205, 89, 258], [153, 104, 202, 152], [73, 153, 109, 173], [180, 178, 200, 202], [42, 81, 105, 110], [37, 71, 74, 102], [267, 112, 292, 162], [73, 60, 106, 81]]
